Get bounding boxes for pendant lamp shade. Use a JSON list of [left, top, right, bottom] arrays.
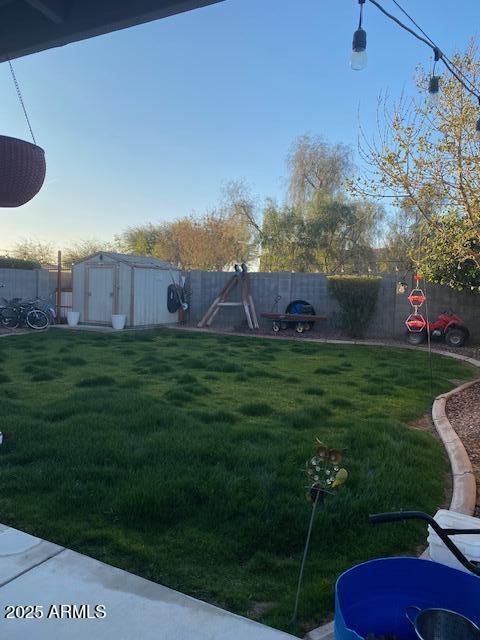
[[0, 135, 46, 207]]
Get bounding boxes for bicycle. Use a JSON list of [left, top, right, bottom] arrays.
[[0, 298, 50, 330], [32, 297, 56, 325]]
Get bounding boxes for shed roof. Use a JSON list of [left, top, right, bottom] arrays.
[[0, 0, 224, 64], [80, 251, 176, 270]]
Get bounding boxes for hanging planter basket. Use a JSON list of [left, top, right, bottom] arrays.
[[0, 135, 46, 207]]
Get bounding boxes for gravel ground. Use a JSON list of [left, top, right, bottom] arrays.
[[423, 341, 480, 360], [446, 382, 480, 513]]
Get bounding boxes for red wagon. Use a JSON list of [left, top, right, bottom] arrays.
[[260, 311, 327, 334]]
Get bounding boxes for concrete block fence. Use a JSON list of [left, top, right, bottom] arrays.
[[0, 268, 51, 302], [185, 271, 480, 342]]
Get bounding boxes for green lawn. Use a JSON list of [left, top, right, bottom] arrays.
[[0, 329, 475, 635]]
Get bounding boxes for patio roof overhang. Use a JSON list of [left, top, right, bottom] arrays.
[[0, 0, 224, 63]]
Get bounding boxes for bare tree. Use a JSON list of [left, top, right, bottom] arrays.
[[13, 238, 55, 265], [63, 239, 114, 268], [353, 40, 480, 280]]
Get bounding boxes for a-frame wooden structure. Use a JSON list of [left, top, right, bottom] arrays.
[[197, 265, 259, 330]]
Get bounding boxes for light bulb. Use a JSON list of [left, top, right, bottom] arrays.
[[351, 28, 367, 71], [351, 49, 368, 71], [428, 76, 440, 103]]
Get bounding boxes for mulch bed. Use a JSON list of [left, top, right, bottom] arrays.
[[446, 381, 480, 513]]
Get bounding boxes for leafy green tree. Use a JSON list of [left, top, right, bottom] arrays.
[[417, 215, 480, 291], [259, 195, 382, 273], [259, 201, 312, 272], [258, 134, 383, 273], [0, 257, 41, 270], [115, 223, 160, 256]]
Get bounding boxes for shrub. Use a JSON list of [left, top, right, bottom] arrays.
[[0, 257, 41, 270], [327, 275, 381, 338]]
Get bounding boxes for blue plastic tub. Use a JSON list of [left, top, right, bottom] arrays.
[[335, 557, 480, 639]]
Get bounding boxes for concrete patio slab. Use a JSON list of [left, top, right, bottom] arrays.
[[0, 537, 296, 640], [52, 324, 120, 332], [0, 524, 63, 587]]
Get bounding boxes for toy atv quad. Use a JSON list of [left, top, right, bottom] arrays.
[[406, 309, 469, 347]]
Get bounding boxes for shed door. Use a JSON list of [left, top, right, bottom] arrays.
[[87, 267, 114, 323]]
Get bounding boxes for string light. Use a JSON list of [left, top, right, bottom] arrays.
[[428, 47, 441, 102], [351, 0, 480, 134], [351, 0, 367, 71], [476, 98, 480, 139], [428, 76, 439, 97]]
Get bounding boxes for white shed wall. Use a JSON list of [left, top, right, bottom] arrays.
[[132, 268, 179, 326]]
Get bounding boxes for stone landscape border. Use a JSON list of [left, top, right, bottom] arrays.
[[432, 378, 479, 516]]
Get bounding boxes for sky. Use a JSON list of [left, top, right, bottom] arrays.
[[0, 0, 479, 251]]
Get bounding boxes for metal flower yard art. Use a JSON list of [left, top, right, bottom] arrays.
[[306, 440, 347, 504], [292, 439, 348, 625]]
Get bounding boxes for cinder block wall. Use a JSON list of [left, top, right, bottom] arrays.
[[0, 268, 51, 302], [186, 271, 480, 343]]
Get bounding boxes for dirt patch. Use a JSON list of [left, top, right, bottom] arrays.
[[409, 413, 435, 433], [248, 602, 277, 619]]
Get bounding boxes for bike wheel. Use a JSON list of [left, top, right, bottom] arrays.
[[26, 309, 49, 330], [0, 308, 20, 329]]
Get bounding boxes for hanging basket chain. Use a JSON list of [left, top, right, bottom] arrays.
[[8, 60, 37, 145]]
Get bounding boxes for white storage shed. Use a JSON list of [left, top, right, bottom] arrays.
[[72, 252, 181, 327]]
